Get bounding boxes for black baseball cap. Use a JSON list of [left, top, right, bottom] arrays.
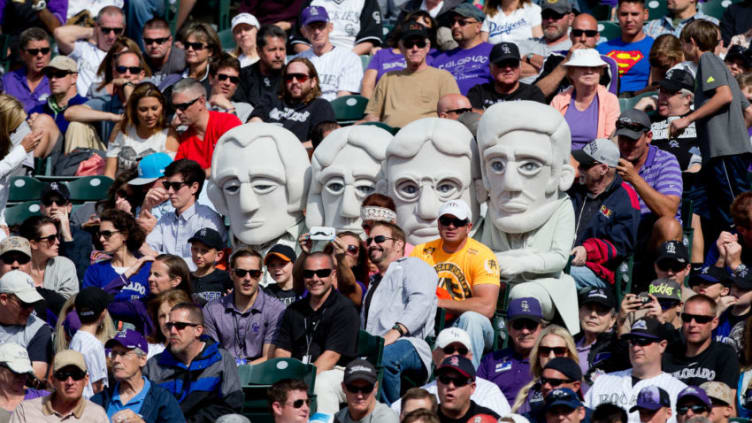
[[579, 287, 616, 310], [725, 45, 752, 68], [401, 22, 429, 42], [656, 240, 689, 266], [615, 109, 651, 140], [188, 228, 224, 251], [490, 42, 520, 64], [437, 355, 476, 381], [41, 182, 70, 204], [264, 244, 297, 265], [543, 357, 582, 381], [623, 317, 664, 341], [688, 266, 731, 288], [658, 68, 695, 93], [75, 287, 113, 320]]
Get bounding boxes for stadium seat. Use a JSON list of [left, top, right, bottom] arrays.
[[66, 176, 114, 203], [597, 21, 621, 42], [331, 95, 369, 124], [219, 28, 236, 51], [700, 0, 736, 20], [238, 358, 317, 423], [619, 91, 657, 111], [5, 201, 41, 227], [356, 330, 385, 385], [646, 0, 668, 20], [615, 255, 635, 305], [361, 121, 399, 135], [8, 176, 45, 204]]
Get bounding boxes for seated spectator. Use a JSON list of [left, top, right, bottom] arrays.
[[146, 289, 192, 359], [105, 82, 178, 179], [189, 228, 231, 305], [630, 386, 672, 423], [262, 245, 299, 307], [705, 193, 752, 275], [3, 27, 51, 113], [178, 22, 221, 92], [591, 403, 628, 423], [131, 152, 174, 225], [142, 17, 185, 86], [207, 54, 253, 123], [437, 94, 472, 119], [249, 58, 336, 146], [478, 297, 544, 404], [83, 209, 151, 302], [676, 387, 712, 423], [295, 6, 363, 101], [88, 37, 143, 100], [0, 94, 40, 213], [336, 359, 399, 423], [236, 24, 286, 110], [543, 388, 586, 423], [713, 271, 752, 349], [481, 0, 542, 44], [516, 0, 574, 82], [618, 278, 684, 333], [54, 6, 125, 96], [576, 288, 628, 385], [92, 329, 184, 423], [698, 381, 734, 423], [654, 241, 693, 291], [203, 248, 285, 364], [0, 342, 48, 420], [525, 358, 589, 423], [143, 302, 243, 422], [10, 350, 108, 422], [467, 42, 546, 111], [321, 232, 369, 307], [569, 139, 640, 291], [69, 287, 111, 399], [644, 0, 718, 39], [725, 45, 751, 77], [551, 50, 620, 150], [269, 379, 312, 423], [231, 13, 260, 68], [171, 79, 242, 172], [361, 23, 459, 127], [147, 254, 193, 297], [397, 388, 439, 420], [436, 356, 500, 422], [629, 34, 686, 97], [290, 0, 382, 54], [19, 216, 79, 298], [688, 267, 733, 310]]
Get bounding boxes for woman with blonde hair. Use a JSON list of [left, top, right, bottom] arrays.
[[481, 0, 542, 44], [512, 325, 579, 413], [93, 37, 152, 97], [53, 295, 116, 353], [230, 13, 260, 67]]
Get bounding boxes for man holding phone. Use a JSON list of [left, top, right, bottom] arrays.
[[618, 278, 684, 334]]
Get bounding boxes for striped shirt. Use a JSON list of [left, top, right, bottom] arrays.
[[644, 12, 718, 39], [632, 145, 683, 218]]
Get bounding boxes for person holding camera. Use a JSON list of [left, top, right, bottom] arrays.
[[618, 278, 684, 335]]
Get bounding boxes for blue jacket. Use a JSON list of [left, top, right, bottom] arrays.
[[91, 378, 186, 423]]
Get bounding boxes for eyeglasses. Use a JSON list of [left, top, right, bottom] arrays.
[[165, 321, 200, 331], [233, 268, 262, 279], [539, 346, 567, 357], [366, 235, 393, 245], [100, 27, 124, 35], [116, 65, 142, 75], [162, 181, 188, 191], [681, 313, 714, 324], [677, 405, 708, 415], [511, 319, 539, 331], [439, 216, 469, 227], [571, 29, 598, 37], [288, 398, 312, 408], [346, 245, 359, 255], [217, 74, 240, 84], [37, 234, 60, 244], [303, 268, 333, 279], [541, 377, 574, 387], [345, 383, 375, 394], [451, 18, 478, 26], [1, 253, 30, 265], [446, 107, 473, 115], [284, 73, 310, 83], [541, 10, 566, 20], [108, 349, 140, 359], [98, 230, 120, 240], [442, 345, 469, 355], [43, 69, 70, 79], [144, 36, 170, 45], [173, 96, 201, 111], [656, 259, 686, 273], [628, 337, 656, 347], [26, 47, 50, 56], [615, 121, 648, 132], [437, 374, 471, 387], [184, 42, 207, 51], [403, 39, 427, 49], [54, 368, 86, 381]]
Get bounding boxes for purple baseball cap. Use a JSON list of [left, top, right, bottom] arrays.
[[105, 329, 149, 354], [677, 386, 712, 409], [508, 297, 543, 322], [630, 386, 671, 412], [300, 6, 329, 27]]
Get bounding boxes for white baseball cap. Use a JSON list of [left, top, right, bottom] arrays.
[[231, 13, 260, 31], [438, 199, 471, 221], [0, 270, 43, 304], [0, 342, 34, 375], [435, 327, 472, 350]]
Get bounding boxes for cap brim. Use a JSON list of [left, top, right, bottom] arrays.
[[614, 128, 643, 140], [5, 360, 34, 375], [624, 333, 661, 341], [572, 149, 597, 167], [547, 401, 580, 410], [303, 17, 329, 26], [264, 252, 292, 264], [105, 338, 128, 350], [630, 404, 661, 412], [437, 365, 473, 380], [492, 56, 520, 64], [510, 314, 542, 322], [128, 177, 158, 186], [15, 287, 43, 304], [658, 79, 683, 92]]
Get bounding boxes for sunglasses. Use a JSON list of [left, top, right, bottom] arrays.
[[98, 230, 120, 240], [511, 319, 539, 331], [616, 121, 647, 132], [438, 374, 470, 387], [54, 368, 86, 381], [184, 42, 207, 51], [677, 405, 708, 415], [43, 69, 70, 79], [1, 253, 30, 265], [539, 346, 567, 357], [366, 235, 393, 245], [439, 216, 469, 227], [628, 337, 656, 347], [681, 313, 714, 324], [403, 39, 427, 49], [173, 96, 201, 111], [100, 27, 124, 35], [42, 197, 67, 207], [116, 65, 142, 74], [542, 11, 566, 20], [451, 18, 478, 26], [26, 47, 50, 55], [571, 29, 598, 37], [37, 234, 59, 243], [346, 245, 359, 255], [446, 107, 473, 115], [284, 73, 310, 83], [541, 377, 574, 387], [233, 268, 262, 279], [289, 398, 311, 408], [144, 36, 170, 45], [217, 74, 240, 84], [303, 268, 333, 279], [442, 345, 469, 355], [162, 181, 188, 191], [656, 259, 686, 273], [345, 383, 375, 394], [166, 321, 200, 330], [495, 59, 520, 69]]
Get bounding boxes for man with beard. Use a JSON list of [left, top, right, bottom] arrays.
[[236, 24, 287, 109], [517, 0, 574, 82]]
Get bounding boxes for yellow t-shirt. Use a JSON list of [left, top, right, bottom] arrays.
[[410, 238, 500, 301]]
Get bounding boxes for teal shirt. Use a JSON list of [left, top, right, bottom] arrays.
[[106, 376, 150, 419]]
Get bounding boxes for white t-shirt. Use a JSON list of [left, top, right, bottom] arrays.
[[66, 0, 123, 21], [482, 3, 542, 44], [585, 370, 687, 423], [390, 377, 511, 416], [238, 54, 259, 68], [147, 342, 166, 360], [297, 47, 363, 101], [69, 330, 109, 399], [107, 127, 169, 173], [307, 0, 366, 50], [69, 41, 107, 97]]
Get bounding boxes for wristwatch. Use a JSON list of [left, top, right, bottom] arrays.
[[526, 53, 535, 63], [392, 323, 407, 336], [31, 0, 46, 12], [734, 263, 748, 277]]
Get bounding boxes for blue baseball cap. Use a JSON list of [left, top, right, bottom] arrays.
[[631, 386, 671, 412], [544, 388, 582, 411], [508, 297, 543, 322], [300, 6, 329, 27], [105, 329, 149, 354], [129, 152, 173, 185], [677, 386, 712, 409]]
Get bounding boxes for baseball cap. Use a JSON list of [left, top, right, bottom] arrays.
[[677, 386, 712, 408], [437, 355, 476, 380], [438, 199, 471, 221], [630, 386, 671, 412], [105, 329, 149, 354], [188, 228, 224, 251], [656, 240, 689, 266], [544, 388, 582, 411], [129, 152, 173, 185], [658, 68, 695, 93], [0, 342, 34, 375], [401, 22, 429, 42], [689, 266, 731, 288], [231, 13, 260, 31], [541, 0, 573, 14], [75, 287, 113, 320], [41, 181, 70, 204], [343, 359, 377, 385], [700, 381, 734, 406], [724, 45, 752, 68], [647, 278, 682, 302], [572, 138, 620, 168], [0, 270, 42, 304], [44, 55, 77, 73], [490, 42, 520, 64], [731, 268, 752, 291], [300, 6, 330, 27], [435, 327, 472, 351], [53, 349, 87, 372], [624, 317, 664, 340], [0, 236, 31, 259], [579, 287, 615, 310], [507, 297, 543, 322], [264, 244, 297, 265], [543, 357, 582, 381], [446, 3, 486, 22], [615, 109, 652, 140]]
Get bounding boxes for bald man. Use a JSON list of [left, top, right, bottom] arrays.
[[437, 94, 473, 119], [534, 13, 619, 100]]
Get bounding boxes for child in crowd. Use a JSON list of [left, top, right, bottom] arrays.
[[262, 244, 300, 307], [68, 287, 111, 399], [189, 228, 232, 305]]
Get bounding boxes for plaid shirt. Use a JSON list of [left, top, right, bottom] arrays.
[[644, 12, 718, 39]]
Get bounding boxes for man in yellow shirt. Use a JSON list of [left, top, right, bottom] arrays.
[[411, 199, 500, 367]]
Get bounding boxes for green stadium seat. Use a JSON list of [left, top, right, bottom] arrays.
[[356, 330, 385, 385], [700, 0, 737, 20], [597, 21, 621, 42], [5, 201, 41, 227], [646, 0, 668, 20], [615, 255, 635, 305], [331, 95, 369, 124], [361, 121, 399, 135], [238, 358, 317, 423], [360, 55, 371, 71], [219, 28, 236, 51], [8, 176, 45, 204], [619, 91, 657, 111], [66, 176, 113, 203]]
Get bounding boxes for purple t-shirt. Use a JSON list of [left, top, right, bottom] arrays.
[[432, 42, 494, 95], [2, 68, 50, 113], [367, 48, 407, 82], [565, 93, 599, 150], [24, 388, 50, 400], [632, 145, 683, 218], [477, 347, 531, 404]]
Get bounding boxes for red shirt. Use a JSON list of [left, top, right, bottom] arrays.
[[175, 111, 242, 169]]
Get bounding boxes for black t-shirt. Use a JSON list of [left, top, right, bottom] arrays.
[[191, 269, 233, 306], [274, 288, 360, 366], [467, 82, 546, 110], [235, 62, 283, 109], [250, 97, 336, 142], [264, 284, 302, 307], [650, 113, 701, 171], [662, 341, 740, 387], [438, 401, 500, 423]]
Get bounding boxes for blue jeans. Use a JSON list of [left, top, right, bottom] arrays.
[[126, 0, 165, 51], [452, 311, 493, 369], [380, 339, 426, 405], [570, 265, 608, 293]]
